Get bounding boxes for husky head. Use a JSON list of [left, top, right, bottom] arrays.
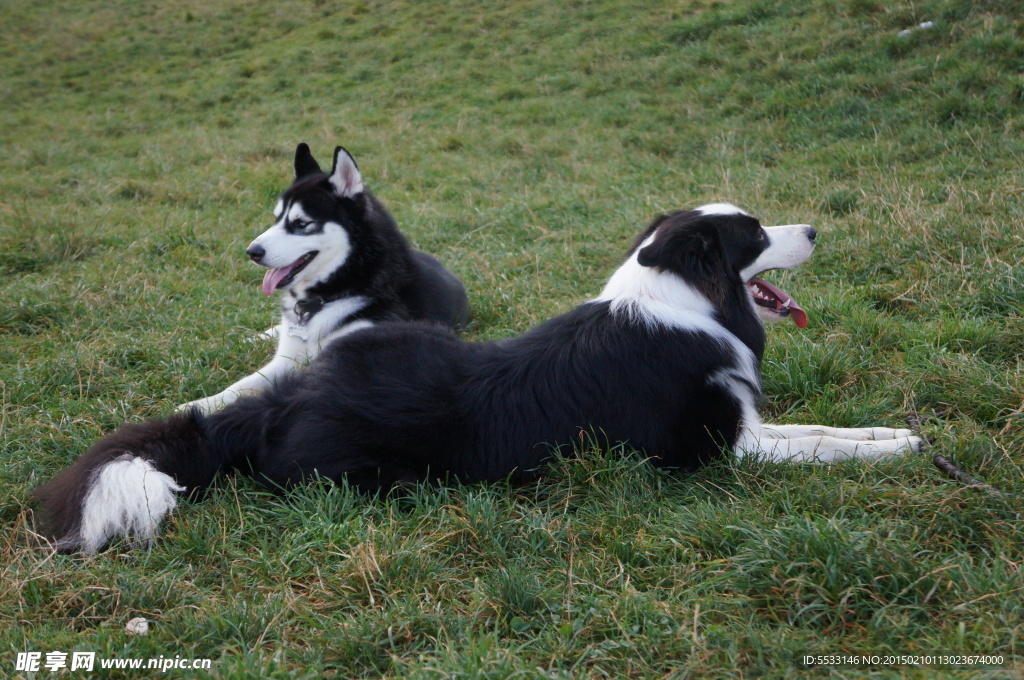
[[246, 144, 370, 297]]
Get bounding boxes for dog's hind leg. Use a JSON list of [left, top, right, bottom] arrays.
[[758, 424, 916, 441]]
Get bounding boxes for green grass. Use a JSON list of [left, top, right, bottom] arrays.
[[2, 0, 1023, 676]]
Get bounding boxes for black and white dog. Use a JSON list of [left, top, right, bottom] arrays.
[[179, 143, 470, 413], [35, 204, 922, 552]]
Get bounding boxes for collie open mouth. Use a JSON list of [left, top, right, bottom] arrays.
[[261, 251, 318, 295], [748, 276, 807, 328]]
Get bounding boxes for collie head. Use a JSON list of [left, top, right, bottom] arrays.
[[598, 203, 816, 328]]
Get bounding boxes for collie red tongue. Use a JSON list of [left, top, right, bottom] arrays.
[[261, 262, 300, 296], [750, 278, 807, 328]]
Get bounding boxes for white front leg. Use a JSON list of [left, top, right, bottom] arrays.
[[178, 323, 310, 414], [758, 424, 916, 441], [177, 354, 304, 414], [738, 433, 922, 464], [250, 325, 280, 342]]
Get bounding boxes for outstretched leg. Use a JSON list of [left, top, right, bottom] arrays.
[[178, 323, 305, 414], [737, 420, 923, 464], [738, 431, 923, 464], [178, 354, 299, 414], [758, 424, 916, 441]]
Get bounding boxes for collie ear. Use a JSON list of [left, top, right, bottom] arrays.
[[294, 143, 322, 178], [637, 222, 720, 270], [328, 146, 364, 198], [637, 221, 728, 304]]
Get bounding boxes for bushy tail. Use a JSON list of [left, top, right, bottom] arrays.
[[33, 405, 263, 553]]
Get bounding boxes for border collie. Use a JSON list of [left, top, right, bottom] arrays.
[[179, 143, 470, 413], [35, 204, 922, 552]]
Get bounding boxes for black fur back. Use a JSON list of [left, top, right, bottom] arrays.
[[241, 302, 750, 492]]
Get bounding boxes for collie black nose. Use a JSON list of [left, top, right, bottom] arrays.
[[806, 227, 817, 242], [246, 244, 265, 263]]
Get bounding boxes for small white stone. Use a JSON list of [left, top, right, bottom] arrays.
[[125, 617, 149, 636]]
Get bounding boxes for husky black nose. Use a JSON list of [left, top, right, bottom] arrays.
[[246, 244, 265, 263], [806, 227, 817, 242]]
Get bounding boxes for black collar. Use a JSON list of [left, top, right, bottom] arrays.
[[294, 296, 325, 324]]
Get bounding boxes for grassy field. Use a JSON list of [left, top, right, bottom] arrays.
[[2, 0, 1023, 676]]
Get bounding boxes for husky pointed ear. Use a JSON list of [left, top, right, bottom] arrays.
[[328, 146, 364, 198], [294, 143, 322, 178]]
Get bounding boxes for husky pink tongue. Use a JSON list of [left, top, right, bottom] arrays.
[[261, 262, 300, 296], [751, 278, 808, 328]]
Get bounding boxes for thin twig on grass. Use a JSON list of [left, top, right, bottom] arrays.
[[932, 455, 1012, 499]]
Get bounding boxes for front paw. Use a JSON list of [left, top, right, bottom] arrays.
[[247, 326, 279, 343], [177, 393, 236, 415], [868, 435, 925, 462], [905, 435, 925, 453], [869, 427, 916, 440], [176, 397, 214, 415]]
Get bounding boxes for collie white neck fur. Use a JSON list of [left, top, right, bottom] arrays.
[[595, 234, 716, 326], [593, 234, 761, 408]]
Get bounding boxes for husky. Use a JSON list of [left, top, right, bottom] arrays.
[[35, 204, 923, 553], [180, 144, 470, 413]]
